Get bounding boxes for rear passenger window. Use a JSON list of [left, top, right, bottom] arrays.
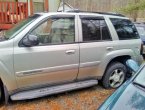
[[81, 17, 111, 42], [110, 18, 139, 40]]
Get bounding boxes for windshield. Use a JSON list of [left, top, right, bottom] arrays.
[[134, 66, 145, 87], [136, 26, 145, 36], [4, 14, 40, 40]]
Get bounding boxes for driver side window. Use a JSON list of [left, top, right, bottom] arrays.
[[30, 16, 75, 46]]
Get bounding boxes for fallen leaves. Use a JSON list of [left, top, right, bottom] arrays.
[[0, 85, 114, 110]]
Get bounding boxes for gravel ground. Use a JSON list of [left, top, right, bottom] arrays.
[[0, 85, 114, 110]]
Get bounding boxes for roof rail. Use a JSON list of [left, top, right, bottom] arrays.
[[66, 10, 125, 17]]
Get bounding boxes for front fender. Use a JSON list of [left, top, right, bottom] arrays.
[[0, 61, 17, 92]]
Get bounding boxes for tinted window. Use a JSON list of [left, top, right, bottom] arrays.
[[100, 20, 111, 40], [29, 17, 75, 45], [111, 18, 139, 40], [81, 18, 111, 42]]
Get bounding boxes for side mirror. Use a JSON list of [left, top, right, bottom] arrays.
[[126, 59, 140, 73], [22, 35, 39, 47]]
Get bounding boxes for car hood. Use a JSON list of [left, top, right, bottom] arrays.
[[106, 83, 145, 110]]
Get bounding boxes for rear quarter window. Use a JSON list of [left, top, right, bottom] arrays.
[[110, 18, 139, 40]]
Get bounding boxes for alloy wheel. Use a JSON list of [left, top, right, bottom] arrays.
[[109, 69, 125, 88]]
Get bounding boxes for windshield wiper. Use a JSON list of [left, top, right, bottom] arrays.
[[133, 82, 145, 89]]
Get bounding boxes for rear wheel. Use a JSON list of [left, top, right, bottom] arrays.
[[102, 62, 127, 89]]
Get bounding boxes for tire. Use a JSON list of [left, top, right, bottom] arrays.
[[142, 54, 145, 60], [102, 62, 127, 89], [0, 84, 4, 103], [0, 86, 2, 102]]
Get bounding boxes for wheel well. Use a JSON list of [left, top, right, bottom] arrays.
[[0, 78, 5, 102], [108, 56, 131, 66], [104, 55, 131, 75], [0, 78, 4, 89]]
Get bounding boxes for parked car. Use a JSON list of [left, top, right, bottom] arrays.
[[135, 22, 145, 44], [0, 11, 143, 103], [134, 22, 145, 57], [98, 59, 145, 110]]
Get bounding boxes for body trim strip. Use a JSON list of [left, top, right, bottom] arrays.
[[16, 64, 78, 77], [80, 61, 100, 68]]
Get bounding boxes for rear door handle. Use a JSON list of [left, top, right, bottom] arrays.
[[65, 50, 75, 55], [106, 47, 113, 51]]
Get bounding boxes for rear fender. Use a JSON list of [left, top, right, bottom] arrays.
[[98, 49, 135, 77]]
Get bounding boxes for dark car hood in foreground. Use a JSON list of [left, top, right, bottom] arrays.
[[106, 83, 145, 110]]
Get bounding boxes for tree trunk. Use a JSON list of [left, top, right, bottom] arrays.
[[132, 0, 139, 22]]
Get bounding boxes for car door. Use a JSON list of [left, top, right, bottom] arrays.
[[14, 15, 79, 89], [77, 15, 115, 79]]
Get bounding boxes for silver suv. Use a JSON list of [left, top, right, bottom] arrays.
[[0, 11, 143, 103]]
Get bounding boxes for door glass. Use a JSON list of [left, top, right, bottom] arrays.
[[30, 17, 75, 45], [100, 20, 111, 40], [81, 18, 111, 42], [82, 19, 101, 41]]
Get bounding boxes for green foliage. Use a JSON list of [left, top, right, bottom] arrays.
[[119, 0, 145, 13]]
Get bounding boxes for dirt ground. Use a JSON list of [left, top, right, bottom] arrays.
[[0, 84, 114, 110]]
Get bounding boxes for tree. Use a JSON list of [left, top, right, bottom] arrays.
[[119, 0, 145, 21]]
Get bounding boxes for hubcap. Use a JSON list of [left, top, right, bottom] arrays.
[[109, 69, 125, 88]]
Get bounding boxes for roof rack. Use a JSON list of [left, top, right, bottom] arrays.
[[66, 10, 125, 17]]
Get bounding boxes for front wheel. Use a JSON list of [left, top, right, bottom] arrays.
[[0, 85, 4, 103], [102, 62, 127, 89]]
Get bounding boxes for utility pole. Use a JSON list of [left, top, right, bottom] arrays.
[[62, 0, 65, 12]]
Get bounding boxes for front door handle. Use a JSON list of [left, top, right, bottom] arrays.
[[65, 50, 75, 55]]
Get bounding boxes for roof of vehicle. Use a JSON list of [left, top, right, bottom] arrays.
[[36, 10, 128, 19], [66, 10, 125, 17]]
